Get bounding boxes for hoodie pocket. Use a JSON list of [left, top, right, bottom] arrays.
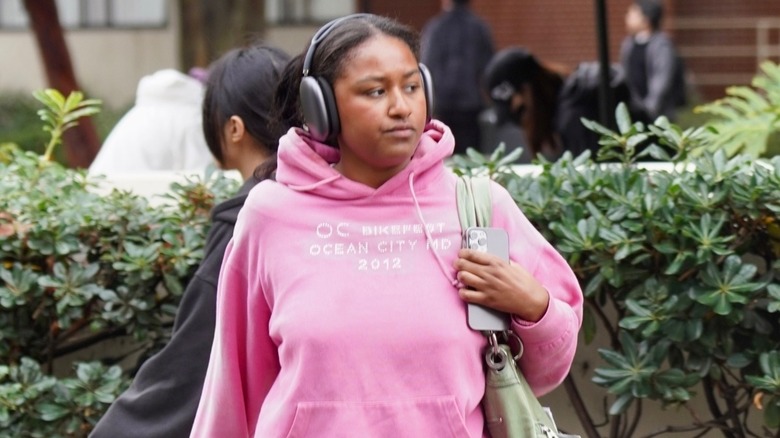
[[285, 396, 471, 438]]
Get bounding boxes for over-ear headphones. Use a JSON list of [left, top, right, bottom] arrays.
[[299, 13, 434, 143]]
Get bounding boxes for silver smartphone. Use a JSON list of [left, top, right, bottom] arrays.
[[463, 227, 511, 331]]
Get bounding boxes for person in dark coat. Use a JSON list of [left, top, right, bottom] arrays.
[[421, 0, 495, 154], [89, 44, 290, 438]]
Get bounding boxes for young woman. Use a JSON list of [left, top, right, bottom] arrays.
[[481, 47, 567, 162], [190, 14, 582, 437], [90, 44, 290, 438]]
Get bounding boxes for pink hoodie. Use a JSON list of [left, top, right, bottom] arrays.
[[190, 121, 582, 437]]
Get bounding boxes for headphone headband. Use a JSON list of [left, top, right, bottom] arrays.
[[302, 13, 373, 77]]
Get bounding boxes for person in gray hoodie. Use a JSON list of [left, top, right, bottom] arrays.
[[89, 44, 290, 438], [620, 0, 687, 122]]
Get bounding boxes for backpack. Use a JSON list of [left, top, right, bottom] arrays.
[[553, 62, 633, 157]]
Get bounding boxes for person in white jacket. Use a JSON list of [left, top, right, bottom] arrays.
[[89, 69, 213, 175]]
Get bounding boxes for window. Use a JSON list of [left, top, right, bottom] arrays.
[[0, 0, 167, 29], [266, 0, 354, 25], [0, 0, 27, 27]]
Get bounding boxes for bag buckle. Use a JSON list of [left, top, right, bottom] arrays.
[[485, 331, 507, 370]]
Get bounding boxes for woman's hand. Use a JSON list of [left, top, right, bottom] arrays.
[[453, 248, 550, 323]]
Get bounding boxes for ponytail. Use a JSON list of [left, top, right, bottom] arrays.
[[272, 54, 306, 134]]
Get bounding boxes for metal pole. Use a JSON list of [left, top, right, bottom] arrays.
[[594, 0, 613, 127]]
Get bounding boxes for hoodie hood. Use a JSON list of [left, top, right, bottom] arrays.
[[274, 120, 454, 200], [135, 69, 205, 107]]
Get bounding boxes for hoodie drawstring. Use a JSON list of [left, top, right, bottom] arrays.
[[286, 173, 342, 192], [407, 172, 460, 287]]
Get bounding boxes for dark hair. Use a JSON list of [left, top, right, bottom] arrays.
[[635, 0, 663, 30], [525, 66, 565, 156], [483, 47, 565, 157], [273, 14, 420, 133], [202, 44, 290, 170], [484, 47, 540, 98]]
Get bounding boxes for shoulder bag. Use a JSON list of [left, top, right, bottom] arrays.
[[456, 175, 574, 438]]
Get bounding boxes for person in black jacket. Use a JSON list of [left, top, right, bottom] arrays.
[[89, 44, 291, 438]]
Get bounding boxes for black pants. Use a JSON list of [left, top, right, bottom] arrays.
[[436, 109, 482, 156]]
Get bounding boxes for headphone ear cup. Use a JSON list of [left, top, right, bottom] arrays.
[[418, 63, 434, 122], [317, 77, 340, 140], [299, 76, 340, 142]]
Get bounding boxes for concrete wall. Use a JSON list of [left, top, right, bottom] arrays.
[[0, 1, 181, 109], [265, 24, 320, 60], [0, 3, 318, 109]]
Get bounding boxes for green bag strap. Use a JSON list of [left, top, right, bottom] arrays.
[[456, 175, 493, 229]]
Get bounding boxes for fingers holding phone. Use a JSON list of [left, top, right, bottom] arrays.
[[456, 228, 549, 324], [458, 227, 511, 331]]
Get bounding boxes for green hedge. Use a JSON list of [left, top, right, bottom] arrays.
[[0, 146, 237, 436], [3, 71, 780, 436], [453, 106, 780, 436]]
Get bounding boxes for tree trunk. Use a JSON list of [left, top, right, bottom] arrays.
[[179, 0, 266, 69], [179, 0, 210, 69], [23, 0, 101, 169]]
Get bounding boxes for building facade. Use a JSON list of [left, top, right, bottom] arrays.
[[369, 0, 780, 103], [1, 1, 778, 107]]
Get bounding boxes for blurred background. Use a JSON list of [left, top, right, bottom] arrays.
[[1, 0, 779, 165]]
